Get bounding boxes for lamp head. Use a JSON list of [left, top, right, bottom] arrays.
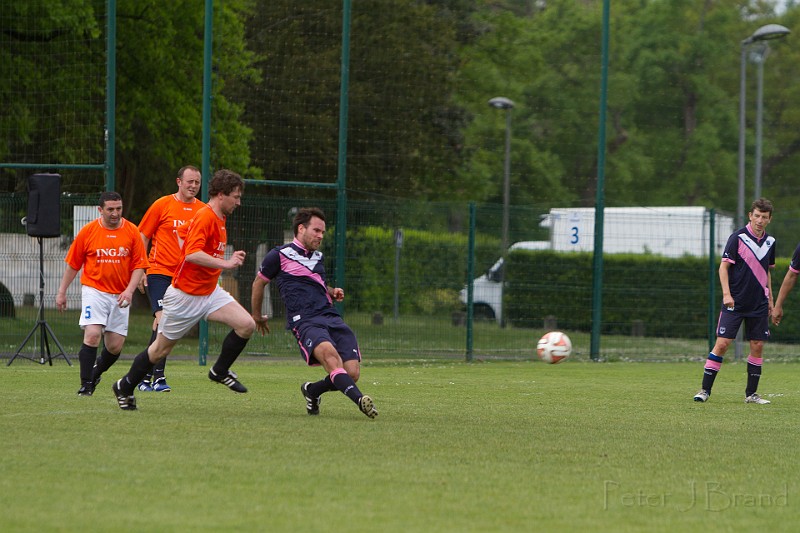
[[488, 97, 515, 110], [743, 24, 790, 45]]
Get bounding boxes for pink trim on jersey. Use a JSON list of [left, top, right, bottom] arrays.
[[704, 360, 722, 371], [738, 240, 769, 297], [790, 265, 800, 274], [280, 240, 332, 304], [747, 355, 763, 367]]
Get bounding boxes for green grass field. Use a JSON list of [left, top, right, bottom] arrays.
[[1, 358, 799, 532]]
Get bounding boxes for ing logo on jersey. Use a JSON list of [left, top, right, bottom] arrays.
[[95, 247, 130, 257]]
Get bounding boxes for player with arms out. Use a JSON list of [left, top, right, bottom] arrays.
[[136, 165, 206, 392], [55, 191, 149, 396], [112, 169, 256, 410], [251, 207, 377, 419], [693, 198, 776, 405]]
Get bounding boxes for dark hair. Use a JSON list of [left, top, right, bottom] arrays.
[[751, 198, 773, 215], [177, 165, 200, 179], [293, 207, 326, 236], [99, 191, 122, 207], [208, 169, 244, 196]]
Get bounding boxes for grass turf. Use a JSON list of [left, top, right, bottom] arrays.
[[1, 358, 799, 532]]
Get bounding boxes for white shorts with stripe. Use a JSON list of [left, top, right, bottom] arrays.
[[78, 285, 130, 336], [158, 284, 235, 340]]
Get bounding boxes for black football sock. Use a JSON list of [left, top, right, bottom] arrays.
[[142, 330, 158, 382], [307, 375, 337, 398], [330, 369, 363, 404], [745, 355, 763, 397], [120, 350, 155, 395], [701, 353, 723, 394], [152, 357, 167, 380], [92, 347, 120, 381], [78, 344, 98, 384], [211, 330, 249, 375]]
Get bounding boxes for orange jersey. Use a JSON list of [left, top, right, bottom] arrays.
[[172, 206, 227, 296], [138, 194, 206, 277], [65, 218, 150, 294]]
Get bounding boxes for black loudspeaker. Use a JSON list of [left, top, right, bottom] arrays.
[[26, 173, 61, 238]]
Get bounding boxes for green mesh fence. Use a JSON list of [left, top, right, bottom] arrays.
[[0, 193, 799, 362], [5, 2, 800, 363], [0, 0, 107, 193]]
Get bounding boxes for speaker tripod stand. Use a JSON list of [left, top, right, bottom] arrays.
[[7, 237, 71, 366]]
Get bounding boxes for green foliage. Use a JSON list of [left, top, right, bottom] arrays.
[[8, 0, 800, 217], [238, 0, 471, 200], [341, 225, 499, 314], [115, 0, 260, 220], [505, 250, 712, 336], [0, 0, 104, 192], [505, 250, 800, 343]]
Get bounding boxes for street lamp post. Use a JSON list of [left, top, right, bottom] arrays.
[[488, 96, 515, 251], [752, 42, 769, 200], [737, 24, 790, 226], [735, 24, 789, 360]]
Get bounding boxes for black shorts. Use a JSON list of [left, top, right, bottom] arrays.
[[716, 307, 770, 341], [292, 314, 362, 366], [146, 274, 172, 315]]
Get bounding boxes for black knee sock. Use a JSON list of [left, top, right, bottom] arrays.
[[330, 369, 363, 404], [120, 350, 155, 395], [307, 375, 338, 398], [701, 353, 723, 393], [92, 347, 120, 381], [152, 357, 166, 380], [211, 330, 249, 376], [78, 344, 98, 384], [143, 330, 159, 381], [746, 355, 763, 397]]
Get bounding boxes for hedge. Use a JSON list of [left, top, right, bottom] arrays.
[[505, 250, 800, 342]]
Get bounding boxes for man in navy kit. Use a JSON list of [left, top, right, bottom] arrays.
[[771, 241, 800, 327], [694, 198, 775, 404], [250, 207, 378, 419]]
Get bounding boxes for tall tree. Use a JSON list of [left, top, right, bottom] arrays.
[[0, 0, 104, 193], [115, 0, 259, 219], [237, 0, 471, 200], [0, 0, 259, 220]]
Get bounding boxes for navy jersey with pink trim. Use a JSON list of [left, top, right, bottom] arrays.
[[256, 240, 339, 328], [721, 224, 775, 314], [789, 242, 800, 274]]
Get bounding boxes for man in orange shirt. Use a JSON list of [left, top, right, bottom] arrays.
[[136, 165, 205, 392], [55, 191, 149, 396], [112, 169, 256, 410]]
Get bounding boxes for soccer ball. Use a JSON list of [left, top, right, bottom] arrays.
[[537, 331, 572, 364]]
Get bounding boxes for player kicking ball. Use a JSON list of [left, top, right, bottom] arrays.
[[250, 207, 377, 419]]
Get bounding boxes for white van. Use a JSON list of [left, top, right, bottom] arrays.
[[460, 241, 550, 325]]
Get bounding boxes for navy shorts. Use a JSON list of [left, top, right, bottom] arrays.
[[146, 274, 172, 315], [716, 308, 770, 341], [292, 314, 362, 366]]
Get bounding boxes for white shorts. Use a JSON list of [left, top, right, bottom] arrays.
[[78, 285, 130, 336], [158, 284, 235, 340]]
